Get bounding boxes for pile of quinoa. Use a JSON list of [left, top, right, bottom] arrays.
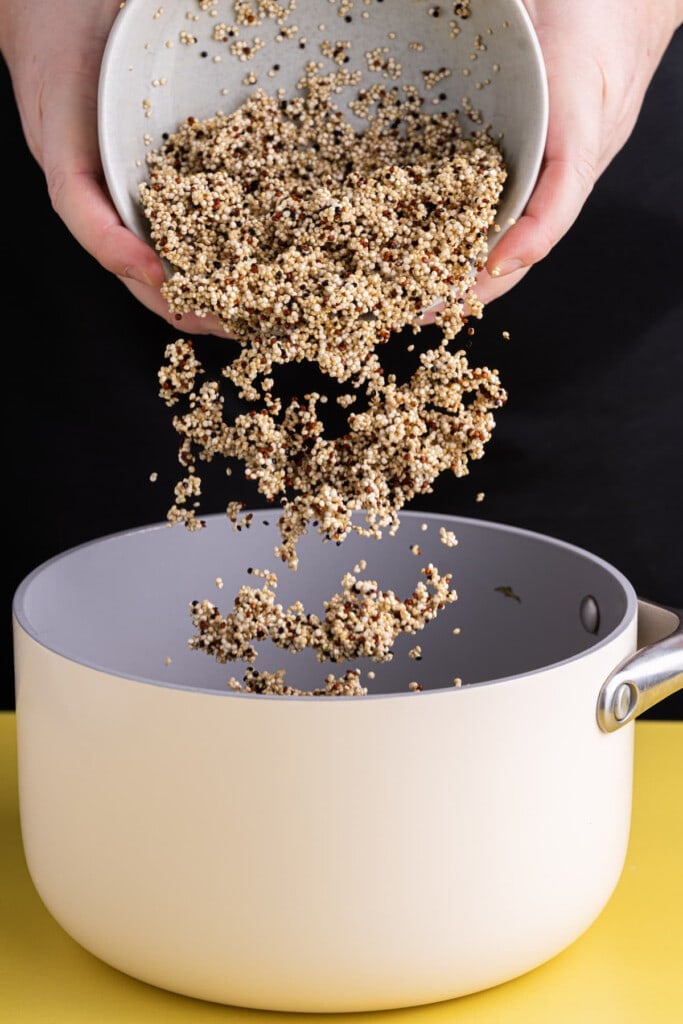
[[190, 562, 456, 694], [144, 32, 508, 695], [141, 68, 504, 372]]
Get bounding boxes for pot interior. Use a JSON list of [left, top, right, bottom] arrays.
[[13, 511, 635, 696]]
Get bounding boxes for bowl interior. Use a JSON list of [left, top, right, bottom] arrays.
[[13, 512, 634, 696], [98, 0, 548, 247]]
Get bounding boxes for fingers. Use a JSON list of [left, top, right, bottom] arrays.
[[486, 153, 599, 281], [45, 162, 166, 289], [485, 35, 605, 285], [472, 263, 532, 306], [40, 68, 165, 288], [59, 174, 166, 288], [119, 277, 234, 337]]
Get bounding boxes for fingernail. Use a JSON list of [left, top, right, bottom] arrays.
[[489, 257, 524, 279], [123, 265, 155, 287]]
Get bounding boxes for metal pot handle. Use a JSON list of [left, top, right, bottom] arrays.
[[597, 600, 683, 733]]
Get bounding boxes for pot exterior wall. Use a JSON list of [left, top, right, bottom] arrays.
[[14, 620, 636, 1013]]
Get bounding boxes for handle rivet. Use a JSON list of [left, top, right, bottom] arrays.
[[613, 682, 633, 722], [579, 595, 600, 635]]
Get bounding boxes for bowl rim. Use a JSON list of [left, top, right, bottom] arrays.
[[97, 0, 549, 247]]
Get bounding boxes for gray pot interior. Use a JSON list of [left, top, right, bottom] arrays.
[[13, 511, 635, 697]]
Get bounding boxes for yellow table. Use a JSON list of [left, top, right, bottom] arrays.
[[2, 713, 682, 1023]]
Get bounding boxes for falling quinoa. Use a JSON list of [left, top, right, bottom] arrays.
[[144, 56, 508, 694]]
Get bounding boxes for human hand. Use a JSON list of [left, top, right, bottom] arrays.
[[0, 0, 226, 334], [473, 0, 683, 306]]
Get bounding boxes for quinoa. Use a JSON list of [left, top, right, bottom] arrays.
[[188, 563, 456, 666], [141, 71, 504, 372], [142, 40, 509, 695], [147, 68, 507, 567], [161, 339, 505, 568], [227, 666, 368, 697]]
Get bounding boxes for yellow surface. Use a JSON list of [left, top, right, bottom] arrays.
[[2, 713, 682, 1023]]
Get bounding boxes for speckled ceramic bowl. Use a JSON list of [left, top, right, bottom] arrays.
[[98, 0, 548, 246]]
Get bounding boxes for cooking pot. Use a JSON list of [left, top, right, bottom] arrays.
[[12, 511, 682, 1013]]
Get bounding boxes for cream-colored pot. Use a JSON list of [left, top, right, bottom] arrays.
[[12, 512, 682, 1013]]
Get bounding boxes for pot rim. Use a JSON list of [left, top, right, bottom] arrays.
[[12, 511, 638, 701]]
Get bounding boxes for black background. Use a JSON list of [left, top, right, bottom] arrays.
[[3, 29, 681, 716]]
